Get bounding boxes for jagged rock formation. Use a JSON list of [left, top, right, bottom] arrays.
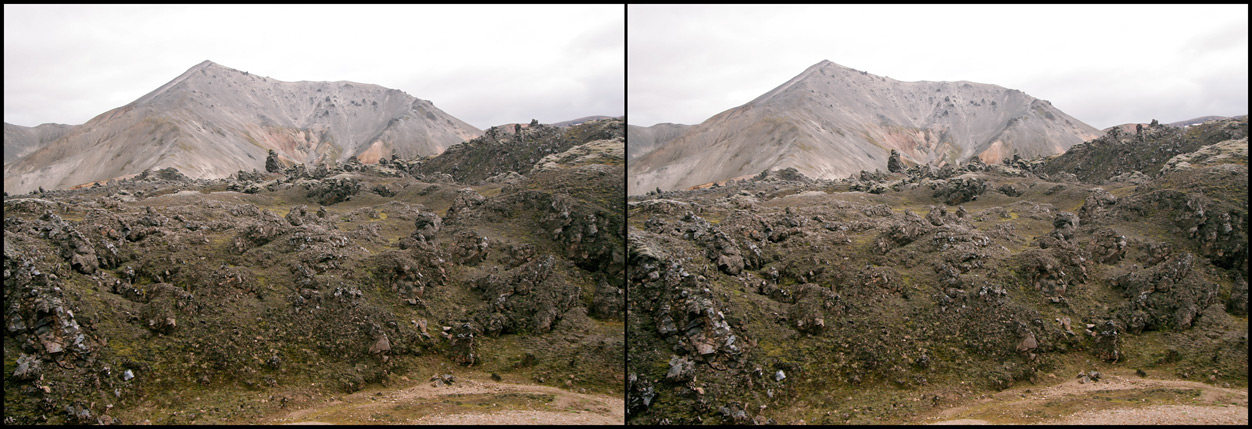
[[628, 60, 1100, 194], [1040, 115, 1247, 184], [411, 117, 623, 184], [4, 60, 482, 195]]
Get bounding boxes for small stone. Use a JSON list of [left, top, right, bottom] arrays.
[[123, 369, 134, 381], [1016, 332, 1038, 352], [775, 370, 786, 382], [695, 341, 716, 355], [12, 353, 42, 380], [369, 334, 391, 355]]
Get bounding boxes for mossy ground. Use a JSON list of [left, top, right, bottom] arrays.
[[626, 135, 1247, 424], [3, 119, 626, 424]]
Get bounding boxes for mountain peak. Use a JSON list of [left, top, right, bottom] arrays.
[[810, 59, 861, 74], [749, 60, 866, 106], [186, 59, 232, 74], [5, 62, 483, 194], [630, 62, 1102, 194]]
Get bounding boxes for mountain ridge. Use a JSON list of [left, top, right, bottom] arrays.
[[628, 60, 1100, 194], [4, 61, 482, 194], [3, 122, 74, 165], [626, 122, 691, 161]]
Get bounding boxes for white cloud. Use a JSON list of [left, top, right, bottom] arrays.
[[627, 4, 1248, 129], [3, 4, 624, 129]]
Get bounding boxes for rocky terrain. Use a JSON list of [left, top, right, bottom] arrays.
[[4, 60, 482, 195], [628, 60, 1100, 195], [3, 118, 624, 425], [625, 116, 1247, 424]]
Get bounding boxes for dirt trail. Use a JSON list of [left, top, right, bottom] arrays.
[[266, 376, 623, 425], [923, 371, 1247, 425]]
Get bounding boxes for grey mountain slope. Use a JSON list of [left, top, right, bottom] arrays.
[[4, 122, 74, 165], [628, 60, 1100, 195], [626, 123, 691, 161], [4, 60, 481, 194]]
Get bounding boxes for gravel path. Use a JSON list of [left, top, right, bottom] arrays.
[[269, 377, 623, 425], [925, 371, 1247, 425], [414, 409, 621, 425], [1039, 405, 1247, 425]]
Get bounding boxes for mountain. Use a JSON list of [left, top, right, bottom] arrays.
[[626, 122, 690, 161], [3, 60, 481, 194], [3, 122, 74, 165], [1101, 122, 1149, 135], [1168, 115, 1239, 128], [552, 115, 618, 128], [628, 60, 1101, 194]]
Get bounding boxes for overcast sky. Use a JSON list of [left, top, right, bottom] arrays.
[[4, 4, 623, 129], [628, 4, 1248, 130]]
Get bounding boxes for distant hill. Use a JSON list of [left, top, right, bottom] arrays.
[[3, 122, 74, 165], [626, 123, 690, 161], [415, 117, 623, 184], [1101, 116, 1241, 135], [628, 60, 1100, 195], [552, 115, 618, 128], [1041, 116, 1248, 184], [4, 60, 481, 194], [1168, 115, 1238, 128]]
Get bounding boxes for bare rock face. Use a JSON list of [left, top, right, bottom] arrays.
[[1112, 252, 1219, 333], [368, 333, 391, 355], [628, 60, 1099, 194], [412, 211, 442, 243], [447, 323, 479, 366], [473, 255, 579, 335], [887, 149, 905, 173], [591, 279, 624, 320], [12, 353, 43, 380], [932, 176, 988, 206], [265, 149, 281, 173], [5, 60, 482, 194], [305, 177, 361, 206], [1229, 278, 1249, 316], [1092, 320, 1121, 362]]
